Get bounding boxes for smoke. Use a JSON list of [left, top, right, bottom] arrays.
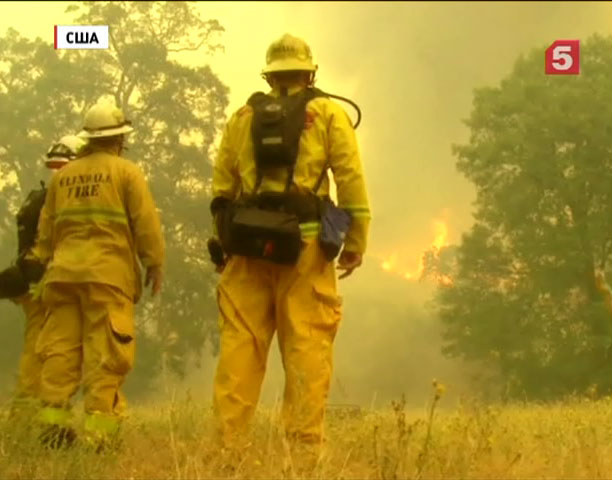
[[191, 1, 612, 407], [3, 1, 612, 407]]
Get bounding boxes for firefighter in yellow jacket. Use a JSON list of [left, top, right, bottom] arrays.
[[34, 100, 165, 450], [7, 135, 87, 418], [210, 33, 371, 462]]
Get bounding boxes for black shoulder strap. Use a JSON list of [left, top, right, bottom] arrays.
[[286, 88, 329, 194], [249, 88, 329, 196], [246, 93, 266, 194], [313, 164, 329, 195], [309, 87, 363, 195], [249, 92, 269, 195], [247, 92, 267, 107], [254, 169, 264, 195]]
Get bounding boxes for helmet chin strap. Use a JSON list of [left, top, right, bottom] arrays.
[[113, 134, 126, 155], [308, 71, 316, 87]]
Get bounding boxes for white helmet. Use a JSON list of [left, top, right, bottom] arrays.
[[262, 34, 318, 75], [78, 101, 134, 139], [45, 135, 87, 169]]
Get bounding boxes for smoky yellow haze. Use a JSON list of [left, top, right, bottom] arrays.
[[3, 1, 611, 274], [2, 1, 612, 404]]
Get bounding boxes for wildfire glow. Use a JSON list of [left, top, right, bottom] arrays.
[[432, 221, 449, 250], [381, 253, 397, 272], [378, 218, 451, 284]]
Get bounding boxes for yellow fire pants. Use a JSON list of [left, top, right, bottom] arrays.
[[10, 294, 45, 416], [213, 239, 343, 445], [37, 282, 134, 437]]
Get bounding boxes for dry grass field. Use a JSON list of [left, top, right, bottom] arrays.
[[2, 385, 612, 479]]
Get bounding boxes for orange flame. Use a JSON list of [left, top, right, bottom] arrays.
[[381, 253, 397, 272], [432, 220, 448, 250], [378, 218, 450, 282]]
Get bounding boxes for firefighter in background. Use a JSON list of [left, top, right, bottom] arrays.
[[34, 100, 165, 451], [0, 135, 87, 418], [210, 33, 371, 467]]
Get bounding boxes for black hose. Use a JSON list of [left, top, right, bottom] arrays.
[[320, 91, 362, 129]]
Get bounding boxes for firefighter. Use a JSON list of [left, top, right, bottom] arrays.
[[3, 135, 86, 419], [210, 33, 371, 468], [34, 100, 165, 451]]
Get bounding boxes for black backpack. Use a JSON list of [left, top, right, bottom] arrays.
[[212, 88, 327, 265], [0, 182, 48, 299], [16, 182, 47, 259], [248, 87, 327, 187]]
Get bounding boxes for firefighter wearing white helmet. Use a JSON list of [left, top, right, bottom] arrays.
[[261, 33, 318, 75], [211, 32, 371, 470], [35, 101, 165, 451], [2, 135, 85, 421], [45, 135, 88, 169], [79, 102, 135, 139]]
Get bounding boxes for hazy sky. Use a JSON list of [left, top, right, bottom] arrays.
[[2, 1, 611, 277], [3, 1, 612, 404]]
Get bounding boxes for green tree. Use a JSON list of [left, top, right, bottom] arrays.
[[434, 35, 612, 400], [0, 28, 92, 387], [0, 1, 228, 397], [421, 244, 458, 285]]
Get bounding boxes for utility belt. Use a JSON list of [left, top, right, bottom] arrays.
[[240, 191, 321, 223], [216, 191, 350, 265]]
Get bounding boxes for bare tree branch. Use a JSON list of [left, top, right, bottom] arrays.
[[115, 71, 126, 107], [167, 37, 207, 53]]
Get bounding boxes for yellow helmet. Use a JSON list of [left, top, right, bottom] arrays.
[[79, 101, 134, 138], [45, 135, 87, 169], [261, 33, 318, 75]]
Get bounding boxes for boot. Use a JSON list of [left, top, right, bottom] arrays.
[[39, 424, 77, 450]]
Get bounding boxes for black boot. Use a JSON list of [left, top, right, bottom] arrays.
[[39, 424, 77, 450], [91, 434, 122, 455]]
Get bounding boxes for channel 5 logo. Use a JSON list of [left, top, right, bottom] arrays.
[[545, 40, 580, 75]]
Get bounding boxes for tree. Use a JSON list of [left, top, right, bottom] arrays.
[[0, 1, 229, 396], [433, 35, 612, 400], [0, 28, 96, 387], [421, 244, 458, 286]]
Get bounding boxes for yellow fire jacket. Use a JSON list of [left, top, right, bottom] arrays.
[[212, 86, 371, 254], [35, 150, 165, 302]]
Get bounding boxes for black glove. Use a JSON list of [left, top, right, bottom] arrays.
[[17, 257, 46, 284], [0, 264, 30, 299], [207, 237, 226, 268]]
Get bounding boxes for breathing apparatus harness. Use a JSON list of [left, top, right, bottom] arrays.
[[210, 87, 361, 266]]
